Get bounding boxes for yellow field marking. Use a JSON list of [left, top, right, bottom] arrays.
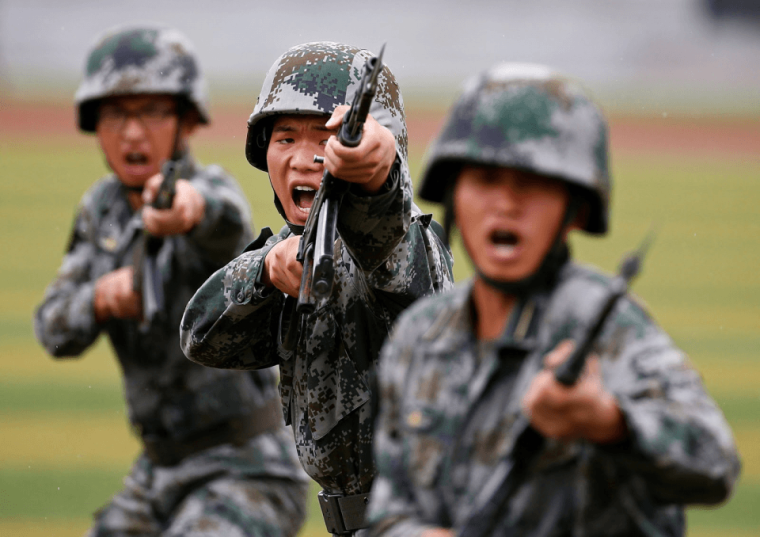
[[0, 415, 140, 467], [688, 529, 759, 537], [0, 519, 91, 537], [0, 342, 123, 384], [0, 518, 333, 537], [697, 363, 760, 399], [734, 428, 760, 481], [0, 290, 42, 314], [656, 306, 760, 339], [0, 517, 754, 537]]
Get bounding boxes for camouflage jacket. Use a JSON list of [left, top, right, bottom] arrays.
[[181, 160, 454, 495], [368, 262, 741, 537], [35, 156, 306, 480]]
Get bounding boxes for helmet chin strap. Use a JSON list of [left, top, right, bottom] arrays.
[[452, 198, 579, 297]]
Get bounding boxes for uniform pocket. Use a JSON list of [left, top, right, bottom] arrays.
[[403, 404, 447, 489]]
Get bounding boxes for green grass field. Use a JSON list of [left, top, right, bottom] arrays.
[[1, 121, 758, 536]]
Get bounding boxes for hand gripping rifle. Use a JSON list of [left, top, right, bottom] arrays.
[[279, 45, 386, 351], [459, 229, 656, 537], [132, 104, 186, 328]]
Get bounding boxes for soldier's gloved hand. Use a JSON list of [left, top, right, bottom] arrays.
[[522, 340, 628, 444], [94, 267, 142, 323], [141, 174, 206, 237], [323, 105, 396, 194], [263, 236, 303, 298]]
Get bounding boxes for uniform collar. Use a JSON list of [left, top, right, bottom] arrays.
[[422, 279, 549, 356]]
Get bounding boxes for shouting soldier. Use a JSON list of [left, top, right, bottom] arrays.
[[35, 25, 308, 537], [367, 63, 741, 537], [180, 42, 454, 535]]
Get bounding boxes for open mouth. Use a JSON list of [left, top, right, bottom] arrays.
[[293, 185, 317, 211], [490, 230, 520, 253], [125, 152, 149, 165]]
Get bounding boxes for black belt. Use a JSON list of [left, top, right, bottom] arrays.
[[318, 490, 370, 535], [143, 398, 281, 467]]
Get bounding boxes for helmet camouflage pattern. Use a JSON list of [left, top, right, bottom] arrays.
[[245, 41, 407, 172], [419, 63, 611, 235], [75, 25, 210, 132]]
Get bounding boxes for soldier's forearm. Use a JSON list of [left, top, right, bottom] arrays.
[[181, 261, 280, 368], [338, 161, 411, 271], [35, 283, 101, 358], [610, 392, 740, 504]]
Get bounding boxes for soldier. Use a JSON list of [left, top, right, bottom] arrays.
[[366, 63, 741, 537], [34, 25, 308, 537], [180, 42, 454, 535]]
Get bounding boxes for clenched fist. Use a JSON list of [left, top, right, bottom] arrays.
[[141, 174, 205, 236], [94, 266, 141, 322], [522, 340, 628, 444], [262, 236, 303, 298], [323, 105, 396, 194]]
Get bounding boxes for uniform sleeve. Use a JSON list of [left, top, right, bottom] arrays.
[[601, 298, 741, 505], [34, 210, 102, 358], [340, 157, 454, 313], [368, 328, 442, 537], [367, 209, 454, 315], [187, 166, 254, 265], [180, 227, 285, 370], [337, 156, 412, 272]]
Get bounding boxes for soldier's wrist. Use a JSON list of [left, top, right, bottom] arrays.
[[584, 392, 628, 444], [93, 278, 111, 323], [260, 246, 280, 288]]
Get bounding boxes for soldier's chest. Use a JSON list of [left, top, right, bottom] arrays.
[[90, 204, 139, 275], [399, 343, 532, 491]]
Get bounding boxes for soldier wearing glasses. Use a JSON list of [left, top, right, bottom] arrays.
[[34, 25, 308, 537]]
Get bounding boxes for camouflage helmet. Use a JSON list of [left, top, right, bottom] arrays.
[[75, 25, 210, 133], [245, 41, 408, 172], [419, 63, 611, 235]]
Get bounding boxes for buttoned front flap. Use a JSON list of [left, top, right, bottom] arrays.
[[403, 402, 448, 489], [306, 314, 370, 441]]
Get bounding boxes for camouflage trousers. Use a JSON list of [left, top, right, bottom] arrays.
[[85, 446, 309, 537]]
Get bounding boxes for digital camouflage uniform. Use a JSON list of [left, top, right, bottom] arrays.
[[35, 25, 308, 537], [367, 64, 740, 537], [180, 43, 454, 506]]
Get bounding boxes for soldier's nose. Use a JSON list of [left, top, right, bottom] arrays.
[[122, 116, 147, 139]]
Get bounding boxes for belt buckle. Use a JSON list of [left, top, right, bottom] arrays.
[[318, 490, 347, 535]]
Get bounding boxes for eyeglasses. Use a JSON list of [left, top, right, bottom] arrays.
[[98, 103, 176, 131]]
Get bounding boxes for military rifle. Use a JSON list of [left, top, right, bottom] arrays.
[[459, 229, 656, 537], [132, 103, 186, 329], [279, 45, 386, 351]]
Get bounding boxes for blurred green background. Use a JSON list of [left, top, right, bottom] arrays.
[[0, 101, 758, 536]]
